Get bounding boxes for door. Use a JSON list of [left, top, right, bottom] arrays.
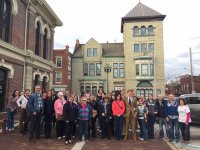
[[0, 69, 6, 112]]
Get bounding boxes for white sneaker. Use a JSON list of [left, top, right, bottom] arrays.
[[57, 137, 62, 140], [8, 129, 12, 131], [139, 137, 144, 141], [11, 128, 15, 131], [62, 136, 65, 139]]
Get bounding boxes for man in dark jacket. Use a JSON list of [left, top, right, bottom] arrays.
[[99, 95, 112, 139], [156, 94, 170, 140], [63, 94, 78, 145], [28, 85, 44, 143]]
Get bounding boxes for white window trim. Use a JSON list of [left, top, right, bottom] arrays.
[[55, 72, 62, 83], [56, 57, 62, 68]]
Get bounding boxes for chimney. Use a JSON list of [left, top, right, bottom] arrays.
[[75, 39, 79, 50], [66, 45, 69, 50]]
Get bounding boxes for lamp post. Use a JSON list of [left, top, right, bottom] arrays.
[[104, 64, 112, 94]]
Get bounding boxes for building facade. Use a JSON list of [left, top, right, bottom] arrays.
[[0, 0, 62, 112], [72, 2, 166, 97], [180, 74, 200, 94], [53, 46, 72, 92]]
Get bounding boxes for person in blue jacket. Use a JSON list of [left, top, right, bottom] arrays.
[[167, 94, 180, 143]]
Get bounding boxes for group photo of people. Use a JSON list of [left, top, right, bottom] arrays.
[[6, 85, 191, 146]]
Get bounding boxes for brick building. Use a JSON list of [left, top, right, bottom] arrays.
[[72, 2, 166, 97], [53, 46, 72, 92], [0, 0, 62, 112], [180, 74, 200, 94]]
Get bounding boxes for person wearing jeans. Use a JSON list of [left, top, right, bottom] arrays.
[[167, 94, 180, 143], [178, 98, 191, 144], [28, 85, 44, 143], [156, 94, 170, 139], [112, 94, 125, 140], [7, 90, 20, 131], [146, 94, 157, 140], [78, 96, 92, 143]]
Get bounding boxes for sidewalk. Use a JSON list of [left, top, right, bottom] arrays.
[[155, 124, 200, 150]]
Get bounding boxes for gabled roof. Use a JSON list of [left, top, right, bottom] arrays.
[[121, 2, 166, 32], [72, 42, 124, 58]]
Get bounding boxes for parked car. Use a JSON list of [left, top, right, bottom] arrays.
[[179, 93, 200, 124]]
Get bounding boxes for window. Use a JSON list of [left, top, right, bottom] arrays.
[[89, 63, 95, 76], [113, 63, 118, 68], [56, 72, 62, 83], [141, 64, 148, 76], [141, 26, 146, 36], [136, 89, 153, 98], [133, 26, 139, 36], [83, 63, 88, 76], [136, 64, 140, 76], [93, 48, 97, 56], [35, 22, 41, 56], [141, 43, 147, 52], [92, 86, 97, 96], [68, 66, 71, 71], [56, 57, 62, 68], [113, 68, 118, 78], [68, 75, 71, 80], [150, 64, 154, 76], [87, 48, 92, 57], [148, 25, 154, 36], [43, 28, 48, 59], [148, 43, 154, 51], [113, 63, 124, 78], [96, 63, 101, 76], [134, 44, 140, 53], [68, 56, 71, 61], [119, 68, 124, 78], [0, 0, 10, 42]]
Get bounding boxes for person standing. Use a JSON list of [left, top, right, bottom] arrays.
[[28, 85, 44, 142], [123, 90, 138, 141], [43, 90, 54, 138], [17, 89, 30, 133], [87, 95, 98, 138], [63, 94, 78, 145], [156, 94, 170, 140], [137, 97, 147, 141], [54, 92, 66, 140], [167, 94, 180, 143], [7, 90, 20, 131], [178, 98, 191, 144], [78, 96, 92, 143], [146, 94, 157, 140], [99, 95, 112, 139], [112, 94, 125, 140]]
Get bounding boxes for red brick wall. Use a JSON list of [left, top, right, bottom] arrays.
[[180, 75, 200, 93], [53, 48, 71, 91]]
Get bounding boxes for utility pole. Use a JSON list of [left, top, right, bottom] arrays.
[[190, 47, 195, 93]]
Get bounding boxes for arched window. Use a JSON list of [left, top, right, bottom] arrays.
[[34, 74, 40, 91], [0, 0, 11, 42], [43, 28, 48, 59], [85, 86, 91, 93], [148, 25, 154, 36], [35, 22, 41, 56], [140, 26, 146, 36], [133, 26, 139, 36]]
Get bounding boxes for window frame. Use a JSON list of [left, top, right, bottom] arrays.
[[56, 72, 62, 83], [93, 48, 97, 56], [87, 48, 92, 57], [134, 44, 140, 53], [133, 26, 139, 36], [141, 64, 148, 76], [141, 43, 147, 53], [148, 43, 154, 51], [83, 63, 88, 76], [56, 57, 62, 68], [89, 63, 95, 76], [43, 28, 48, 59], [96, 63, 101, 76]]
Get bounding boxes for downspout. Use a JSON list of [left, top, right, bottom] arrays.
[[23, 0, 31, 91]]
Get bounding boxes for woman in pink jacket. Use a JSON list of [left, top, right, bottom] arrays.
[[112, 94, 125, 140], [54, 92, 66, 139]]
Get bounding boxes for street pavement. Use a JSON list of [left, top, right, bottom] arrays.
[[155, 123, 200, 150]]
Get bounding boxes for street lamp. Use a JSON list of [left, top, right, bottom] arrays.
[[104, 64, 112, 94]]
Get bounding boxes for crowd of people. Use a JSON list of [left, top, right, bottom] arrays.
[[6, 85, 191, 145]]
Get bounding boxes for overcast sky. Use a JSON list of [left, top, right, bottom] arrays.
[[47, 0, 200, 76]]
